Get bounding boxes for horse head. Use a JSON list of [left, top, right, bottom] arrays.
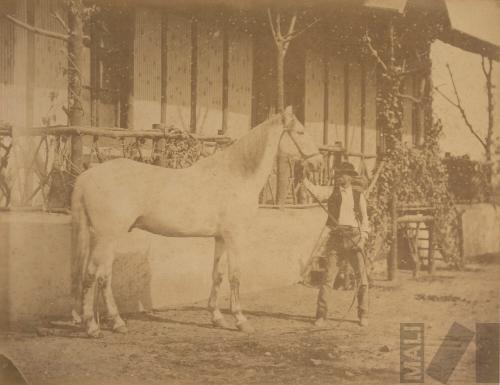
[[279, 106, 323, 172]]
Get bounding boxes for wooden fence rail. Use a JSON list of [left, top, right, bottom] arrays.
[[0, 124, 378, 210]]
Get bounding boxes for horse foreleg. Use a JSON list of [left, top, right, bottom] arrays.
[[225, 233, 254, 333], [208, 237, 229, 328]]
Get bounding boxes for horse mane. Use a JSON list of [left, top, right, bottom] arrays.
[[224, 114, 282, 177]]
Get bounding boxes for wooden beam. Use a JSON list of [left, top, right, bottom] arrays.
[[0, 125, 233, 143], [190, 17, 198, 133]]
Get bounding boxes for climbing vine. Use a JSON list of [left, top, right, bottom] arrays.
[[366, 118, 463, 269], [361, 17, 463, 269]]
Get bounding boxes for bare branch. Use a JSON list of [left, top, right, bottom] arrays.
[[434, 78, 487, 150], [433, 86, 459, 108], [276, 12, 282, 39], [286, 12, 297, 37], [446, 63, 486, 149], [481, 55, 492, 79], [52, 11, 70, 34], [283, 17, 320, 43], [2, 12, 90, 44], [397, 92, 422, 104], [267, 8, 278, 43], [363, 31, 388, 73], [2, 12, 69, 41]]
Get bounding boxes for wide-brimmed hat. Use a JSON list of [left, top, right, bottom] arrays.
[[335, 162, 358, 177]]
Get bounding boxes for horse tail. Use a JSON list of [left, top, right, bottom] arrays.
[[71, 177, 90, 321]]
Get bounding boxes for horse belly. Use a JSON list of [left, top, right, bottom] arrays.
[[135, 203, 219, 237]]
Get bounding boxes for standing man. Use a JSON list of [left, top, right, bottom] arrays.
[[303, 161, 370, 327]]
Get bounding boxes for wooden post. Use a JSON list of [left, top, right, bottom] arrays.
[[157, 13, 168, 166], [389, 191, 398, 280], [190, 17, 198, 133], [428, 221, 435, 274], [68, 0, 85, 175], [457, 210, 465, 268]]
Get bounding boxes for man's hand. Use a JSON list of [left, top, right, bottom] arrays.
[[359, 231, 369, 249]]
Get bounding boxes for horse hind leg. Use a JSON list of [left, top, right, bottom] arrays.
[[81, 261, 100, 338], [101, 271, 127, 333], [82, 237, 124, 337], [208, 237, 229, 328]]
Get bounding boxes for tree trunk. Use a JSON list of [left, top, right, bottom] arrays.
[[276, 49, 285, 113], [68, 0, 84, 176], [276, 47, 288, 207]]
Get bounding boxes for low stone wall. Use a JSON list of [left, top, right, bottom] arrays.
[[0, 212, 72, 327], [458, 203, 500, 260], [0, 208, 325, 326], [3, 203, 495, 326]]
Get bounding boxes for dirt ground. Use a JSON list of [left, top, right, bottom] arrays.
[[1, 255, 499, 385]]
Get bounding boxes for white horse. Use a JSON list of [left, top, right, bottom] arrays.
[[71, 107, 323, 337]]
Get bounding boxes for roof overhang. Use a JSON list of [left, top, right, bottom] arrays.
[[90, 0, 500, 60], [439, 0, 500, 61]]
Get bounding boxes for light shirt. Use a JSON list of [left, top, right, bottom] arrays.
[[302, 179, 370, 235], [338, 186, 358, 228]]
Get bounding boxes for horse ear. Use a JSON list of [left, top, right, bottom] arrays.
[[282, 105, 294, 128]]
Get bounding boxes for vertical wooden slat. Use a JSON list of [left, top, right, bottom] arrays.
[[227, 20, 253, 138], [165, 14, 191, 131], [196, 18, 223, 135], [26, 0, 34, 128], [221, 18, 229, 135], [0, 0, 16, 125], [90, 19, 99, 126], [161, 13, 168, 124], [328, 54, 345, 146], [343, 60, 349, 154], [402, 75, 413, 145], [190, 18, 197, 133], [304, 47, 324, 145], [389, 192, 398, 281], [361, 62, 366, 154], [323, 44, 329, 146], [364, 60, 378, 172], [126, 10, 135, 129], [412, 73, 421, 146], [133, 8, 161, 129]]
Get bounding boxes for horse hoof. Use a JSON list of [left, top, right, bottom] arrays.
[[212, 318, 230, 329], [87, 329, 103, 338], [113, 325, 128, 334], [237, 321, 255, 333]]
